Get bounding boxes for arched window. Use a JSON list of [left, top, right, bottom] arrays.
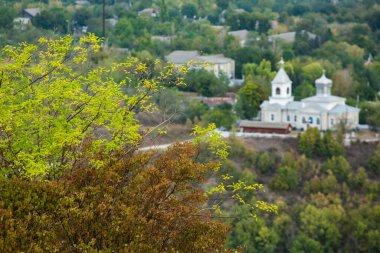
[[317, 118, 320, 125], [271, 114, 275, 121], [276, 87, 280, 95], [287, 87, 290, 94]]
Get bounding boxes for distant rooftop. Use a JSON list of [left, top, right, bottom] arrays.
[[268, 31, 316, 43], [23, 8, 41, 17], [228, 30, 248, 42], [165, 51, 233, 65], [240, 120, 291, 129]]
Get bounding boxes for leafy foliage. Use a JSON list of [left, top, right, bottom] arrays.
[[235, 76, 265, 119], [298, 128, 344, 158], [0, 142, 230, 252], [0, 35, 185, 178]]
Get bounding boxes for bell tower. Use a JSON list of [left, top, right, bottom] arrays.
[[269, 59, 294, 106]]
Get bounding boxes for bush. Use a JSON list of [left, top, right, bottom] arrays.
[[256, 152, 277, 174]]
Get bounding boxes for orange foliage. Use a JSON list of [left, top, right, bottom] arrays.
[[0, 142, 230, 252]]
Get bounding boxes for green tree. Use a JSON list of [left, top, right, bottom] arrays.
[[255, 152, 276, 174], [301, 62, 323, 84], [181, 3, 198, 18], [235, 76, 264, 119], [184, 68, 227, 97], [0, 35, 186, 178], [299, 204, 344, 252], [294, 81, 316, 100], [290, 233, 323, 253], [32, 8, 69, 34], [183, 100, 209, 123], [368, 144, 380, 174], [73, 7, 91, 27], [112, 18, 135, 48], [316, 131, 344, 158], [270, 166, 300, 192], [0, 6, 16, 30], [298, 127, 321, 158], [366, 62, 380, 92], [202, 107, 236, 130], [323, 156, 351, 182]]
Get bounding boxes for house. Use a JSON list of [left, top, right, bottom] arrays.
[[23, 8, 41, 19], [259, 59, 359, 131], [228, 29, 249, 47], [364, 54, 373, 66], [138, 8, 159, 17], [234, 8, 246, 14], [165, 51, 235, 79], [13, 17, 31, 30], [240, 121, 292, 134], [268, 30, 316, 43], [106, 18, 118, 27], [75, 0, 89, 6], [151, 35, 176, 43]]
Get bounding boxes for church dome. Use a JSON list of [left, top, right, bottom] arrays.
[[315, 70, 332, 96], [315, 71, 332, 85]]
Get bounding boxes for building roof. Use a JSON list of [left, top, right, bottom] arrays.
[[234, 8, 246, 14], [23, 8, 41, 17], [228, 29, 248, 42], [261, 101, 284, 109], [202, 97, 235, 106], [152, 35, 176, 42], [75, 0, 89, 5], [329, 104, 360, 114], [138, 8, 159, 16], [199, 54, 233, 64], [165, 51, 233, 65], [301, 95, 345, 103], [240, 120, 291, 129], [268, 31, 316, 43], [165, 51, 200, 64]]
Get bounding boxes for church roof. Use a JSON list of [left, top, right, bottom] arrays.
[[285, 101, 302, 110], [302, 105, 328, 114], [260, 101, 283, 109], [301, 95, 344, 103], [329, 104, 360, 114], [272, 59, 291, 84]]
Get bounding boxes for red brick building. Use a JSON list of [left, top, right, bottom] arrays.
[[240, 120, 292, 134]]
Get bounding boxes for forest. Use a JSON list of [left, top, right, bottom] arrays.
[[0, 0, 380, 252]]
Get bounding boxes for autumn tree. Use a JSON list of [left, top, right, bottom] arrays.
[[0, 142, 231, 252], [0, 36, 278, 252]]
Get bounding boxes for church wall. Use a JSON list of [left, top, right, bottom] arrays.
[[262, 109, 282, 123]]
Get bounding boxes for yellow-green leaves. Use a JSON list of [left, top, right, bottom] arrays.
[[0, 35, 186, 179], [192, 123, 230, 164]]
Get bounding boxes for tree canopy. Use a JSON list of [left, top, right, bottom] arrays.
[[0, 35, 185, 178]]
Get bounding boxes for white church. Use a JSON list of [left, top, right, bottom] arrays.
[[260, 59, 360, 131]]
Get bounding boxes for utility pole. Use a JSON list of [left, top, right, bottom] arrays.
[[102, 0, 106, 38]]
